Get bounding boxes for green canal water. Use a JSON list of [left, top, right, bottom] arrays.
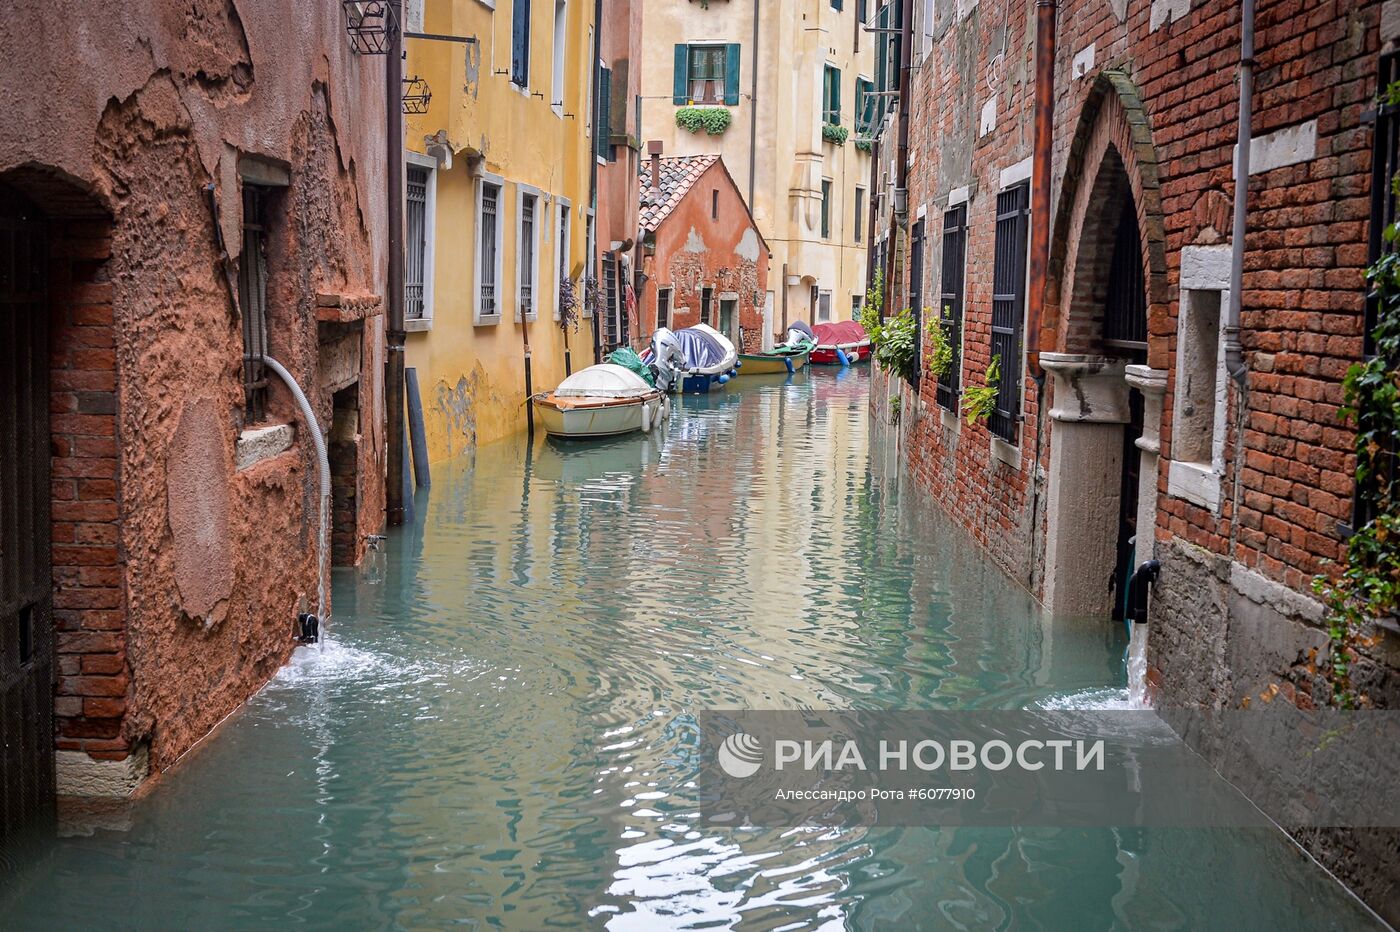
[[1, 367, 1380, 929]]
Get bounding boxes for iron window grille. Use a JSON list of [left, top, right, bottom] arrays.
[[909, 218, 924, 388], [937, 204, 967, 411], [990, 183, 1029, 442], [657, 288, 672, 331], [480, 183, 500, 318], [604, 253, 622, 348], [1103, 204, 1148, 351], [406, 166, 429, 320], [519, 194, 537, 319], [239, 184, 270, 422], [1355, 50, 1400, 531]]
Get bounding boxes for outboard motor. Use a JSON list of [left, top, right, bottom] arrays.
[[650, 327, 687, 394]]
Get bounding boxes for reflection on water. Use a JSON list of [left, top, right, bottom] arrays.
[[1, 368, 1378, 929]]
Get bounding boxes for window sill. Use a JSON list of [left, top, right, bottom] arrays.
[[990, 436, 1021, 471], [1167, 459, 1222, 513], [236, 424, 294, 472], [939, 406, 961, 433], [474, 315, 502, 327], [405, 318, 433, 333]]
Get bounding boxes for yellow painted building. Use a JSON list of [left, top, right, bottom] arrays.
[[404, 0, 596, 462], [638, 0, 874, 333]]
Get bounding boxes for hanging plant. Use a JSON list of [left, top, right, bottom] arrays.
[[925, 312, 954, 379], [822, 123, 850, 146], [558, 274, 580, 331], [583, 274, 600, 318], [872, 308, 919, 384], [676, 107, 732, 136], [963, 355, 1001, 425], [855, 137, 874, 153], [889, 394, 902, 425]]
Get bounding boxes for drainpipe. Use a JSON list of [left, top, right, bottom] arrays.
[[748, 0, 760, 208], [590, 0, 603, 364], [883, 0, 914, 319], [385, 0, 407, 526], [1225, 0, 1254, 384], [1026, 0, 1056, 377], [866, 134, 881, 288]]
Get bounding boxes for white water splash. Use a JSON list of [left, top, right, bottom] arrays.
[[1034, 623, 1152, 712]]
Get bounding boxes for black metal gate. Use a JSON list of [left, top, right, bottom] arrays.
[[0, 187, 55, 860], [991, 184, 1029, 442], [937, 205, 966, 411]]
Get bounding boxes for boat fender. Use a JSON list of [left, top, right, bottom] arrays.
[[836, 348, 850, 367], [718, 373, 730, 384], [641, 401, 652, 433], [784, 357, 794, 374], [734, 358, 742, 369]]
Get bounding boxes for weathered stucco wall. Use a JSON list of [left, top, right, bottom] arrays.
[[0, 0, 388, 788], [642, 162, 770, 352]]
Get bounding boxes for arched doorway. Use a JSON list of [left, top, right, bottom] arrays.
[[1040, 72, 1167, 619], [0, 184, 56, 850]]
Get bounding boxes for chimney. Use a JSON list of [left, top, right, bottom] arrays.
[[648, 140, 663, 192]]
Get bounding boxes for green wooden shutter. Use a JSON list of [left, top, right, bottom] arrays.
[[723, 43, 741, 105], [596, 66, 612, 159], [832, 0, 843, 10], [673, 45, 689, 104]]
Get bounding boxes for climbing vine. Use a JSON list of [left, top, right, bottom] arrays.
[[1312, 226, 1400, 709], [858, 268, 885, 337], [925, 312, 954, 379], [676, 107, 732, 136], [963, 356, 1001, 425]]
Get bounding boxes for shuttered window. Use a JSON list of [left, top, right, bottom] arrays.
[[673, 44, 740, 106], [823, 65, 842, 125], [909, 218, 925, 388], [512, 0, 531, 87], [855, 78, 875, 135], [937, 204, 967, 411], [854, 187, 865, 242], [821, 179, 832, 239], [595, 64, 612, 160], [990, 183, 1029, 442], [657, 288, 672, 331]]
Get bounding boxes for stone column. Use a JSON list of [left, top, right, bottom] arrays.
[[1125, 365, 1168, 563], [1040, 353, 1130, 617]]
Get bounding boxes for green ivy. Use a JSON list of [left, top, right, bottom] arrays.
[[822, 123, 849, 146], [858, 268, 885, 338], [675, 107, 732, 136], [925, 312, 954, 379], [871, 309, 920, 384], [962, 356, 1000, 425]]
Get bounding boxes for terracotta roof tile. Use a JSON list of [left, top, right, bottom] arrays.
[[637, 154, 721, 232]]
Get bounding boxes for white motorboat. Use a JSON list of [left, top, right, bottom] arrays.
[[532, 364, 669, 439]]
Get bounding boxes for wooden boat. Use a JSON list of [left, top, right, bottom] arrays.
[[532, 364, 668, 439], [810, 320, 872, 365], [736, 348, 810, 375], [673, 323, 739, 393]]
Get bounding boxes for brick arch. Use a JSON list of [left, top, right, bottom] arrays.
[[1043, 70, 1170, 369]]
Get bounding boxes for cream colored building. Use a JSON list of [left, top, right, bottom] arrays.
[[638, 0, 874, 334]]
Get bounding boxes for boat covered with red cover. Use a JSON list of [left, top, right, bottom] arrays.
[[810, 320, 872, 365]]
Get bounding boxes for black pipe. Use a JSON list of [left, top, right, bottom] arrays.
[[1126, 560, 1161, 626], [385, 0, 407, 527], [590, 0, 603, 365]]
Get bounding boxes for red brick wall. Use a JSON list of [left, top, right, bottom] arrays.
[[47, 219, 131, 764], [896, 0, 1380, 598]]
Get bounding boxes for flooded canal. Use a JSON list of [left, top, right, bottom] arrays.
[[1, 367, 1378, 929]]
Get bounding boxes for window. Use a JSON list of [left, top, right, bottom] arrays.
[[821, 179, 832, 239], [554, 198, 571, 320], [552, 0, 567, 108], [909, 217, 925, 386], [852, 294, 864, 320], [990, 183, 1030, 442], [595, 62, 612, 160], [855, 78, 876, 135], [239, 184, 271, 421], [603, 253, 623, 347], [818, 290, 832, 323], [1104, 204, 1148, 351], [673, 43, 740, 106], [512, 0, 531, 87], [517, 191, 540, 321], [823, 65, 842, 125], [405, 157, 437, 325], [657, 287, 672, 331], [702, 286, 714, 328], [937, 204, 967, 411], [854, 187, 865, 242], [583, 210, 595, 318], [475, 179, 505, 323], [712, 189, 719, 221], [832, 0, 843, 9]]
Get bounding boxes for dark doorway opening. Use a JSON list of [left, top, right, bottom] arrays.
[[719, 298, 736, 343], [1112, 372, 1146, 621], [329, 384, 360, 566], [0, 186, 55, 854]]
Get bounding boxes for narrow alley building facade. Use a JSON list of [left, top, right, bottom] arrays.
[[637, 0, 874, 341], [402, 0, 596, 460], [0, 0, 388, 822], [872, 0, 1397, 911]]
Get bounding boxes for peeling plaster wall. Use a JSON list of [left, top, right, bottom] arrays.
[[0, 0, 388, 782], [642, 163, 770, 351]]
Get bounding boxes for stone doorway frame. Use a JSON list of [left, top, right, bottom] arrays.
[[1039, 73, 1170, 617]]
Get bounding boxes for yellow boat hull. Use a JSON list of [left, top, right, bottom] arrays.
[[736, 350, 810, 375]]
